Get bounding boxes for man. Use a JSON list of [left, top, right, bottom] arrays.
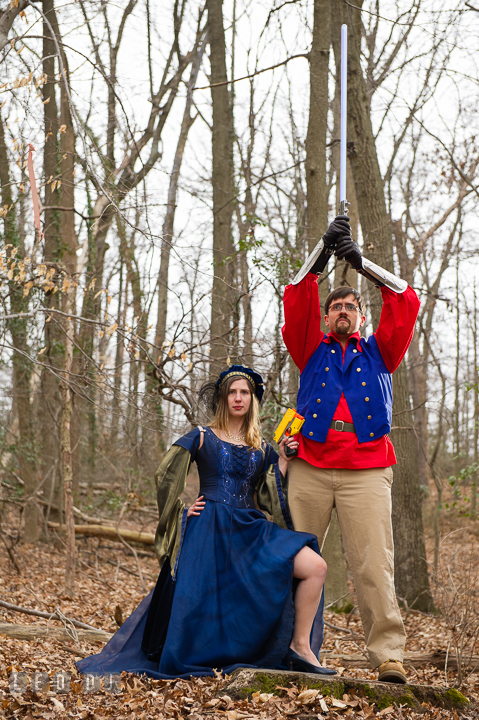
[[282, 216, 420, 684]]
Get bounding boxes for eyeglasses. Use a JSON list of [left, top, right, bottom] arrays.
[[329, 303, 360, 313]]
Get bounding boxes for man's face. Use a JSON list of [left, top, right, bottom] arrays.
[[324, 293, 366, 337]]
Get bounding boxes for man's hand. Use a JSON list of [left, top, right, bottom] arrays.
[[322, 215, 352, 248], [335, 238, 363, 270]]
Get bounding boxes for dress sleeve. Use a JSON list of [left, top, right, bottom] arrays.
[[173, 426, 202, 459], [374, 285, 420, 373], [154, 442, 195, 571], [255, 442, 293, 530], [282, 273, 324, 372]]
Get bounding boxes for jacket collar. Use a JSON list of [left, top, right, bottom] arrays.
[[324, 331, 363, 352]]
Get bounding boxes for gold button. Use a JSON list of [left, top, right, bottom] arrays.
[[322, 383, 325, 387], [313, 413, 317, 419], [365, 397, 369, 402], [353, 349, 357, 353], [362, 382, 366, 386], [309, 432, 313, 436], [317, 398, 321, 403], [325, 367, 329, 372], [357, 368, 361, 372], [368, 415, 371, 419], [331, 349, 336, 354], [370, 432, 374, 437]]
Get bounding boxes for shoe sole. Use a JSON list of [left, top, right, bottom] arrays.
[[378, 671, 407, 684]]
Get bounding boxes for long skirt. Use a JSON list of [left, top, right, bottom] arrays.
[[76, 502, 323, 679]]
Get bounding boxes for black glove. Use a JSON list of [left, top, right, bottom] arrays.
[[322, 215, 352, 248], [335, 238, 363, 270]]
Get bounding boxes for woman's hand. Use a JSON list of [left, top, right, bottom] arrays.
[[278, 436, 299, 461], [187, 495, 206, 517], [278, 436, 299, 477]]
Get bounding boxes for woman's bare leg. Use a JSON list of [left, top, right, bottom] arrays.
[[291, 546, 327, 665]]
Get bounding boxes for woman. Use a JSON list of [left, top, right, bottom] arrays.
[[77, 365, 335, 679]]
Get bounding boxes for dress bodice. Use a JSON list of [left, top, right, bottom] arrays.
[[197, 428, 263, 509], [174, 426, 277, 510]]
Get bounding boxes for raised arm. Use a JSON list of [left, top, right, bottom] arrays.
[[282, 273, 324, 372], [374, 285, 420, 373]]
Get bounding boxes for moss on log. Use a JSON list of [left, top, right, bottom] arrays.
[[221, 668, 470, 711]]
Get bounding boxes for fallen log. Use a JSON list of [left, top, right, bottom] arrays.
[[221, 668, 470, 711], [0, 599, 101, 632], [0, 623, 112, 644], [47, 522, 155, 546], [321, 650, 479, 672]]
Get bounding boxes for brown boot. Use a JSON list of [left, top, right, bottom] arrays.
[[377, 659, 407, 684]]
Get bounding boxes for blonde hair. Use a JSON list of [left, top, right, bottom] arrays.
[[209, 375, 262, 450]]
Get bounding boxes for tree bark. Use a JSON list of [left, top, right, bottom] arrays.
[[0, 114, 38, 542], [306, 0, 331, 322], [331, 8, 359, 289], [207, 0, 236, 375], [47, 521, 155, 545], [0, 623, 111, 644], [40, 0, 61, 511], [56, 41, 77, 595], [306, 0, 330, 255], [344, 0, 432, 610]]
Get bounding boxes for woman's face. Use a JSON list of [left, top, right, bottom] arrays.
[[227, 378, 252, 420]]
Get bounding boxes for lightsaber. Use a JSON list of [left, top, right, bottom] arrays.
[[339, 24, 348, 216]]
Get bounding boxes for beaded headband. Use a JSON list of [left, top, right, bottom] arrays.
[[219, 370, 256, 389]]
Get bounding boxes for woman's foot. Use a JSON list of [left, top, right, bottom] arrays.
[[286, 647, 337, 676], [290, 644, 321, 668]]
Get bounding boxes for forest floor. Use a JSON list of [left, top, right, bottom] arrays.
[[0, 492, 478, 720]]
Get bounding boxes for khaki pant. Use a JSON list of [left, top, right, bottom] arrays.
[[288, 459, 406, 668]]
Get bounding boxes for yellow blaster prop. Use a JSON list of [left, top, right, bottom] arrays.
[[274, 409, 305, 457]]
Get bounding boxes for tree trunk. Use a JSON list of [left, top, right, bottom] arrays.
[[473, 282, 478, 517], [207, 0, 236, 375], [344, 0, 432, 610], [40, 0, 62, 511], [306, 0, 330, 254], [0, 113, 38, 542], [331, 8, 359, 290], [154, 38, 205, 456], [60, 313, 75, 598], [110, 260, 125, 449], [306, 0, 331, 322]]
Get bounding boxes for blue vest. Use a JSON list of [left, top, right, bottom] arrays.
[[297, 336, 392, 444]]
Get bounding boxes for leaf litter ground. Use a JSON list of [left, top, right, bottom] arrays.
[[0, 504, 478, 719]]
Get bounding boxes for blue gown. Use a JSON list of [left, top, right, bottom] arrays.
[[76, 427, 323, 679]]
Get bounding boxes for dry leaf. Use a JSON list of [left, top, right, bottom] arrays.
[[331, 698, 347, 708], [297, 689, 319, 704], [51, 697, 65, 712], [319, 697, 328, 712]]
